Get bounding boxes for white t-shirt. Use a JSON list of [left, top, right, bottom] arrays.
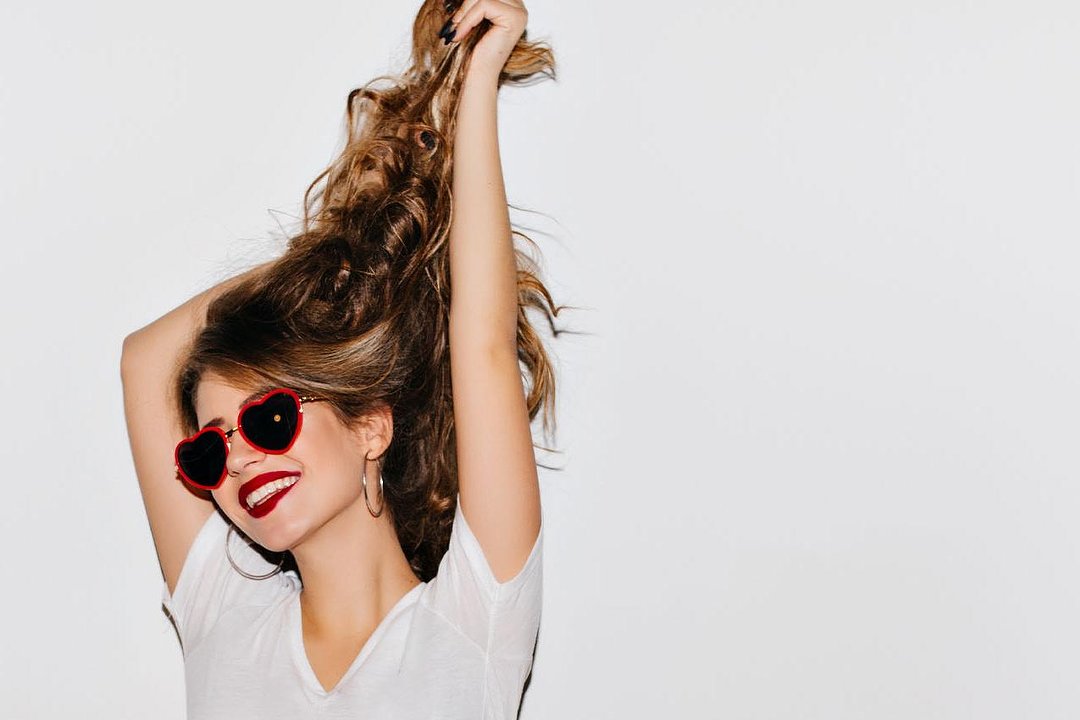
[[161, 495, 543, 719]]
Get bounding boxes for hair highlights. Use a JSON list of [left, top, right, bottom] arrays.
[[174, 1, 563, 581]]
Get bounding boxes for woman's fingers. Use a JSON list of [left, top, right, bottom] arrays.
[[443, 0, 479, 44], [442, 0, 526, 46]]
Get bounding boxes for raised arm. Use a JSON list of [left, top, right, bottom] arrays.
[[444, 1, 542, 583], [121, 263, 269, 594]]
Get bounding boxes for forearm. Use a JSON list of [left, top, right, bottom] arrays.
[[447, 69, 518, 352], [122, 262, 270, 365]]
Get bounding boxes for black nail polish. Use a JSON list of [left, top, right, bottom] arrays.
[[420, 131, 436, 151], [444, 1, 455, 12], [445, 28, 456, 43], [438, 19, 453, 39]]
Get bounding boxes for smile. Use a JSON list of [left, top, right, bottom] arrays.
[[239, 471, 301, 518]]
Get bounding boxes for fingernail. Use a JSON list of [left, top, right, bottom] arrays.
[[444, 1, 455, 12], [445, 28, 457, 43], [438, 19, 453, 39]]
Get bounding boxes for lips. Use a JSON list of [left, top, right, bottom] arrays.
[[239, 470, 301, 519]]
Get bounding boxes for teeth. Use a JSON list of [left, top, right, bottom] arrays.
[[245, 476, 298, 509]]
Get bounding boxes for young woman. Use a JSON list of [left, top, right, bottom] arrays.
[[120, 1, 561, 716]]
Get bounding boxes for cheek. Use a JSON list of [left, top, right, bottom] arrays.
[[291, 419, 365, 493], [211, 485, 240, 514], [300, 416, 362, 468]]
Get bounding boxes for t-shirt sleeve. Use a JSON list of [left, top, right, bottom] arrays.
[[425, 493, 544, 660], [160, 509, 295, 657]]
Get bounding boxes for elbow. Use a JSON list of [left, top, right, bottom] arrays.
[[120, 331, 147, 384], [120, 334, 137, 383], [448, 312, 518, 358]]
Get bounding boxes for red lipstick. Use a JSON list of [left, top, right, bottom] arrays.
[[239, 470, 300, 519]]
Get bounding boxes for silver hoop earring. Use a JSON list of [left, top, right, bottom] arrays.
[[362, 456, 385, 518], [225, 524, 284, 580]]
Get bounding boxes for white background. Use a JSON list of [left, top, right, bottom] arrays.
[[2, 1, 1079, 717]]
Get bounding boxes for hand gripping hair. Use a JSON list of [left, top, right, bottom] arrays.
[[174, 0, 565, 582]]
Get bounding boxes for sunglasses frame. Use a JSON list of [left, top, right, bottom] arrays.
[[174, 388, 326, 491]]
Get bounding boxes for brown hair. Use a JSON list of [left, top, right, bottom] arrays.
[[174, 1, 564, 581]]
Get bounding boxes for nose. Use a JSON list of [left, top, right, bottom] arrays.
[[225, 433, 268, 477]]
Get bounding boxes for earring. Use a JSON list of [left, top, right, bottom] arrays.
[[362, 454, 385, 518], [225, 523, 285, 580]]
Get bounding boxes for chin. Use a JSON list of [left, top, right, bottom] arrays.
[[223, 506, 301, 554], [256, 515, 313, 554]]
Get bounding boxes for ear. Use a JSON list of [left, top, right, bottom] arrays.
[[350, 404, 394, 459]]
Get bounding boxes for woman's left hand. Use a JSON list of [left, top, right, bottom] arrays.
[[442, 0, 528, 80]]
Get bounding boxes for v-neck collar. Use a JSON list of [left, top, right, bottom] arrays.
[[289, 582, 426, 698]]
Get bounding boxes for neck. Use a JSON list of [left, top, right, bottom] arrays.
[[290, 497, 421, 637]]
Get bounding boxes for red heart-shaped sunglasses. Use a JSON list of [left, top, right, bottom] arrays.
[[174, 388, 326, 490]]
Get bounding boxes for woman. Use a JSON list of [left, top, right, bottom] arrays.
[[120, 1, 561, 716]]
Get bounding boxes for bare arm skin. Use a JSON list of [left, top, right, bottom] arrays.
[[124, 1, 542, 594], [121, 264, 269, 595], [446, 1, 543, 583]]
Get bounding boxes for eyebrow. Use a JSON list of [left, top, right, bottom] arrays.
[[199, 387, 274, 431]]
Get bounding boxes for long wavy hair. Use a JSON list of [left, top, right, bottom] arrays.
[[173, 0, 563, 582]]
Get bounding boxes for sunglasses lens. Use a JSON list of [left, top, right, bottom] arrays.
[[241, 390, 301, 452], [177, 430, 227, 489]]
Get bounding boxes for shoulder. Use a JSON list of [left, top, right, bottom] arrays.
[[161, 508, 299, 656], [417, 495, 544, 654]]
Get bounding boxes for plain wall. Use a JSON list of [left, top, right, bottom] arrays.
[[1, 0, 1078, 717]]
